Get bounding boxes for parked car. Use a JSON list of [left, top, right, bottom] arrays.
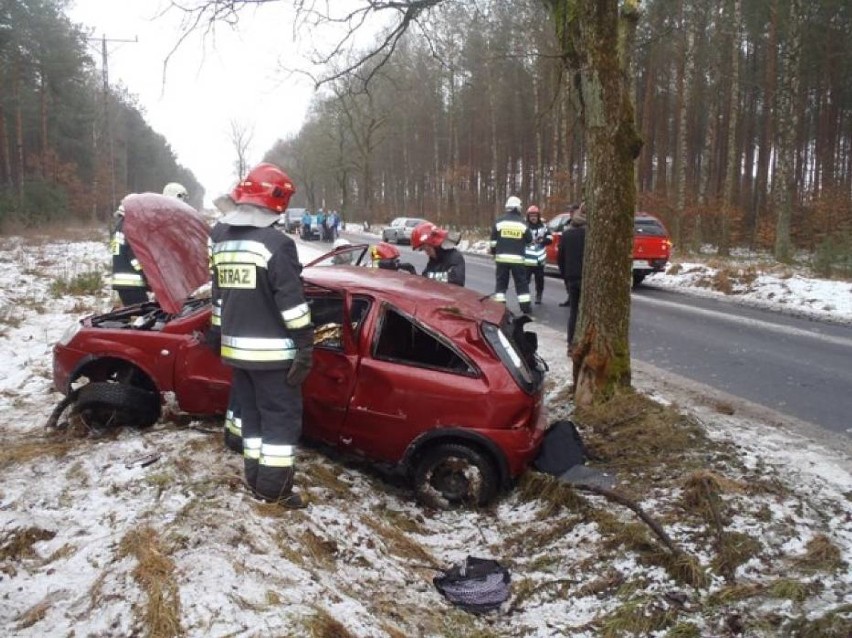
[[278, 207, 305, 234], [51, 200, 547, 508], [382, 217, 428, 244], [631, 211, 672, 286], [544, 210, 672, 286]]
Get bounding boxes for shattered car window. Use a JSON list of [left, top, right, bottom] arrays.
[[374, 307, 476, 375]]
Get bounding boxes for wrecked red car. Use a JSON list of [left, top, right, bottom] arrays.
[[52, 193, 547, 507]]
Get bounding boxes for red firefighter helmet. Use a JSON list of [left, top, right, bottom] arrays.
[[411, 221, 449, 250], [371, 242, 400, 262], [231, 163, 295, 213]]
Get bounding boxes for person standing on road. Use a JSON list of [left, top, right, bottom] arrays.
[[490, 196, 533, 314], [523, 205, 552, 305], [110, 181, 189, 306], [210, 163, 313, 509], [559, 202, 587, 354], [411, 221, 465, 286]]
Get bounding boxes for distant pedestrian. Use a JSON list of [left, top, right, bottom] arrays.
[[490, 196, 533, 314], [559, 202, 587, 354]]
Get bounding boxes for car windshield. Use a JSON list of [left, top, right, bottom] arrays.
[[634, 218, 667, 236], [405, 219, 423, 227]]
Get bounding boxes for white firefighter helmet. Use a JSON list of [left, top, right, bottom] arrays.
[[163, 182, 188, 201], [505, 195, 522, 212]]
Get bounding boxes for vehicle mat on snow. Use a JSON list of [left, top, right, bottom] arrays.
[[433, 556, 511, 614]]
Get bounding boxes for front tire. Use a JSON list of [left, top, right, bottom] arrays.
[[75, 382, 160, 429], [413, 443, 499, 509], [632, 272, 647, 287]]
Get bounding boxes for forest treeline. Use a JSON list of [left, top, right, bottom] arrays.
[[266, 0, 851, 265], [0, 0, 201, 228]]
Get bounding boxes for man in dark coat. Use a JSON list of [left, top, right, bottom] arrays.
[[558, 203, 587, 353]]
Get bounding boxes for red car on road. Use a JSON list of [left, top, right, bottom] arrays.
[[52, 194, 547, 508], [544, 210, 672, 286]]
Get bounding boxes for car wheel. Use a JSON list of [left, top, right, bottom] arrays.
[[413, 443, 499, 509], [75, 382, 160, 429], [632, 272, 646, 287]]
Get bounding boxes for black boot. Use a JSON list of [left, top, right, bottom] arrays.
[[558, 298, 570, 307], [520, 302, 533, 315]]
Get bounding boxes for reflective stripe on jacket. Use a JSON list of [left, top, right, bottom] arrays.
[[110, 216, 148, 289], [490, 211, 532, 264], [210, 216, 312, 370]]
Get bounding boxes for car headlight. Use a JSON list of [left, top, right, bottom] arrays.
[[58, 320, 82, 346]]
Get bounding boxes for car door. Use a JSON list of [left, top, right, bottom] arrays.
[[301, 291, 367, 445], [339, 303, 482, 463]]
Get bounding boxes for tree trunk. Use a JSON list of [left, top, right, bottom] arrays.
[[753, 0, 777, 240], [674, 3, 692, 250], [720, 0, 741, 257], [547, 0, 642, 406], [773, 0, 802, 262]]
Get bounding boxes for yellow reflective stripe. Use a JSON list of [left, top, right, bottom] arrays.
[[282, 303, 311, 330], [222, 347, 295, 362], [223, 335, 295, 350], [211, 239, 272, 269], [517, 293, 532, 303], [492, 293, 506, 303], [211, 315, 221, 327], [243, 437, 261, 460], [111, 273, 146, 286], [495, 254, 525, 264], [225, 410, 242, 435], [260, 442, 295, 468], [130, 258, 143, 272]]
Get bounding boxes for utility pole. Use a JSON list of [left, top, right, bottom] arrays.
[[88, 34, 136, 221]]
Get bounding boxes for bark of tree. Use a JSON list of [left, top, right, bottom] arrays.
[[753, 0, 777, 240], [720, 0, 742, 257], [546, 0, 643, 405], [773, 0, 802, 262]]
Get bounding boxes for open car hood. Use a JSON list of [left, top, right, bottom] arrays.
[[122, 193, 210, 314]]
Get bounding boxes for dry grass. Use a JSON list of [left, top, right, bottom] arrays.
[[0, 526, 56, 562], [118, 525, 183, 638], [15, 598, 51, 629], [795, 533, 845, 572], [361, 515, 438, 567], [0, 436, 78, 469], [300, 606, 358, 638], [594, 593, 681, 637]]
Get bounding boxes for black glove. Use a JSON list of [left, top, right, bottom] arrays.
[[287, 347, 314, 386]]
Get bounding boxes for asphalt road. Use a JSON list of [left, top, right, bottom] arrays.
[[333, 232, 852, 437]]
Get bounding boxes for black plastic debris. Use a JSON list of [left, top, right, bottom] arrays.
[[124, 452, 161, 469], [534, 420, 615, 489], [433, 556, 511, 614]]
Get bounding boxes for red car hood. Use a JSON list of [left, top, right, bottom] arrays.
[[122, 193, 210, 314]]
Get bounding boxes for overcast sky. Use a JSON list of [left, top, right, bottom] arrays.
[[68, 0, 319, 206]]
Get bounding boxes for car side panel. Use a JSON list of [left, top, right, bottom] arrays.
[[340, 359, 492, 462], [173, 336, 232, 415]]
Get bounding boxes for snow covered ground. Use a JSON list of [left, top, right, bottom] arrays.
[[0, 226, 850, 637]]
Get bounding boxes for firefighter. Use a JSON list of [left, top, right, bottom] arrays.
[[490, 196, 533, 314], [110, 182, 189, 306], [209, 163, 313, 508], [411, 221, 465, 286], [523, 205, 552, 305], [369, 242, 416, 274]]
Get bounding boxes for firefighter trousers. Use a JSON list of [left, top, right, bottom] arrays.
[[495, 262, 532, 312], [231, 367, 303, 501]]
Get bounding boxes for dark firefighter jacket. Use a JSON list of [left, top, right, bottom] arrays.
[[489, 210, 532, 265], [422, 248, 466, 286], [110, 213, 148, 291], [210, 211, 313, 370]]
